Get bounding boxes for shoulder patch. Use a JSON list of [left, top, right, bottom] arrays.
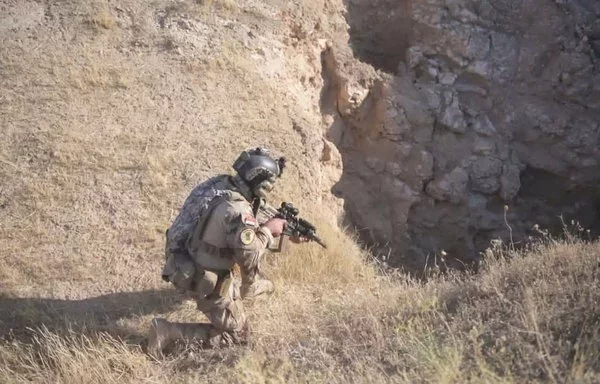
[[242, 215, 258, 227], [240, 228, 256, 245]]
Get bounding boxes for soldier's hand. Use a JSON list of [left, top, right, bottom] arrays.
[[263, 218, 287, 237]]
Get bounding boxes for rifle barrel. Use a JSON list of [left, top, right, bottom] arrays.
[[312, 235, 327, 249]]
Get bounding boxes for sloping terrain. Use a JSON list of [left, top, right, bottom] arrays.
[[0, 0, 345, 298], [0, 0, 599, 383]]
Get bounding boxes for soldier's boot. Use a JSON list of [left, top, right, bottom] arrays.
[[241, 279, 274, 299], [147, 318, 215, 358]]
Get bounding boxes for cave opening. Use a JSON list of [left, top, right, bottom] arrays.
[[514, 166, 600, 237]]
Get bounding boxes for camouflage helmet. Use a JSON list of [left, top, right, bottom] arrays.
[[232, 147, 285, 197]]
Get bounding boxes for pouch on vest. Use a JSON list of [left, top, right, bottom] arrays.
[[162, 252, 196, 292]]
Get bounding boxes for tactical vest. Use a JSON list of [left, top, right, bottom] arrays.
[[185, 188, 250, 271]]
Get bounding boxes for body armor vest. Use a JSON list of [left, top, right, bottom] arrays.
[[163, 175, 249, 288]]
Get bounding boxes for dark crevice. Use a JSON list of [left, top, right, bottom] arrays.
[[342, 0, 413, 74], [513, 166, 600, 234]]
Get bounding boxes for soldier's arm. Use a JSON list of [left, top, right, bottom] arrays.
[[223, 202, 275, 296]]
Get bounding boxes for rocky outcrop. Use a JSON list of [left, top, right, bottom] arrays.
[[323, 0, 600, 272]]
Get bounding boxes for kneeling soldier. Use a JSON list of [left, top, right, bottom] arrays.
[[149, 147, 304, 356]]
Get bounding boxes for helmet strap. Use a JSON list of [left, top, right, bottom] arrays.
[[252, 198, 264, 216], [230, 174, 254, 202]]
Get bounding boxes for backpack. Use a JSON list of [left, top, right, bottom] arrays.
[[165, 175, 233, 255]]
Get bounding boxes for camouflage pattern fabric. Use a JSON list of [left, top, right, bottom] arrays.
[[152, 175, 276, 355], [165, 174, 232, 255]]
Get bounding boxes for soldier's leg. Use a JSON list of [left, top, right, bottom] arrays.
[[148, 268, 221, 357], [239, 262, 275, 299], [241, 276, 274, 299], [148, 270, 248, 357], [195, 271, 249, 346]]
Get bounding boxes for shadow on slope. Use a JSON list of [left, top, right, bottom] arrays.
[[0, 289, 183, 343]]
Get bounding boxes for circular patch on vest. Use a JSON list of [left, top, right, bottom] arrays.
[[240, 228, 256, 245]]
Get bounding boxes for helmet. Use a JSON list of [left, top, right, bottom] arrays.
[[233, 147, 286, 198]]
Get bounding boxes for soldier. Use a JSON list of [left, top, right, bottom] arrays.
[[148, 147, 304, 357]]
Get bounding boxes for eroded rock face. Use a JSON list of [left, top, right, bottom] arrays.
[[324, 0, 600, 272]]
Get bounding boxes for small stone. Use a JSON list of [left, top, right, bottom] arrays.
[[581, 158, 598, 167], [381, 176, 419, 202], [427, 66, 439, 78], [439, 73, 457, 85], [470, 157, 503, 195], [365, 157, 386, 173], [473, 137, 495, 155], [425, 167, 469, 204], [559, 72, 572, 85], [467, 60, 492, 77], [398, 143, 413, 158], [322, 114, 335, 126], [412, 149, 434, 180], [472, 115, 496, 136], [398, 97, 435, 127], [439, 94, 467, 133], [466, 30, 491, 60], [407, 46, 424, 68], [386, 162, 403, 176]]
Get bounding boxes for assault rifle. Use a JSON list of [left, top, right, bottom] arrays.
[[259, 202, 327, 250]]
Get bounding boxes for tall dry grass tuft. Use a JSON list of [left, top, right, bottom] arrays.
[[268, 220, 376, 286], [0, 328, 165, 383], [88, 1, 117, 30]]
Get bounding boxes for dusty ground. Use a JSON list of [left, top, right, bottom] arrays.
[[1, 0, 599, 383]]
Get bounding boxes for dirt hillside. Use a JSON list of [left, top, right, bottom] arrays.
[[0, 0, 347, 299]]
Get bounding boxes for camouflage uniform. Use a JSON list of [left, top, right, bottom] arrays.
[[149, 175, 275, 355]]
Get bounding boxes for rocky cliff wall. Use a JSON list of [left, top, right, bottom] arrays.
[[322, 0, 600, 272]]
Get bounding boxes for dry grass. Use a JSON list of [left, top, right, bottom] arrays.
[[90, 7, 116, 30], [203, 0, 239, 13], [1, 237, 598, 383], [1, 0, 599, 383], [0, 329, 164, 383]]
